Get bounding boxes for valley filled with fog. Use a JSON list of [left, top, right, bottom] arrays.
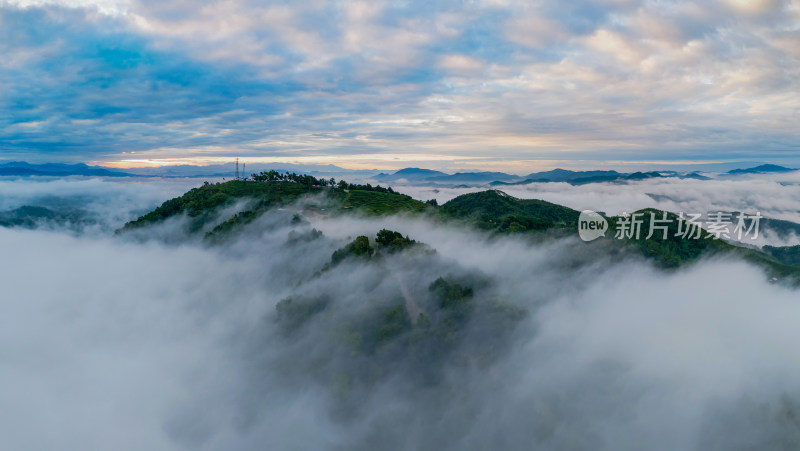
[[2, 175, 800, 450], [392, 172, 800, 247]]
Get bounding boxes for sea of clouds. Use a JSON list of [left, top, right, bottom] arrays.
[[2, 175, 800, 450], [394, 172, 800, 247]]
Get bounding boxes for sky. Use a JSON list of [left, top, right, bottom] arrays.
[[0, 0, 798, 172]]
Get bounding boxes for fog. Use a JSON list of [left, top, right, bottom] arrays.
[[394, 173, 800, 223], [2, 176, 800, 450], [393, 173, 800, 247], [0, 177, 201, 234]]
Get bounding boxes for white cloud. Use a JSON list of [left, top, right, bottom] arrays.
[[2, 178, 800, 449], [1, 0, 799, 167], [2, 0, 129, 14]]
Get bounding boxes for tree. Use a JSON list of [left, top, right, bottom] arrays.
[[429, 277, 473, 309], [376, 229, 416, 253], [330, 235, 373, 265]]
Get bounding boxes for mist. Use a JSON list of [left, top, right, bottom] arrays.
[[2, 176, 800, 450], [393, 172, 800, 247], [0, 177, 201, 234]]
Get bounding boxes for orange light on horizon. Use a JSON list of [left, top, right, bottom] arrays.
[[90, 156, 738, 174], [92, 153, 488, 171]]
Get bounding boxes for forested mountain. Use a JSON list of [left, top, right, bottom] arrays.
[[118, 173, 800, 283]]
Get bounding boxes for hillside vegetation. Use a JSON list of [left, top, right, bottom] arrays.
[[440, 189, 579, 233], [116, 173, 800, 283], [272, 229, 527, 391], [339, 189, 427, 215], [120, 180, 319, 233], [119, 175, 431, 236]]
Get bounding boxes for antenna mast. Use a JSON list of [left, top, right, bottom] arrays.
[[235, 158, 239, 180]]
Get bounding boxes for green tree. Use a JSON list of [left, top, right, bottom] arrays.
[[376, 229, 416, 253], [331, 235, 373, 265]]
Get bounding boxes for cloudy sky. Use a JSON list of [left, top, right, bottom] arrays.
[[1, 0, 798, 171]]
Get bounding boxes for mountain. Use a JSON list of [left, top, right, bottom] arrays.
[[114, 173, 800, 285], [440, 190, 579, 232], [124, 162, 375, 178], [489, 170, 667, 186], [0, 167, 52, 176], [6, 160, 798, 183], [682, 172, 711, 180], [80, 171, 800, 448], [624, 171, 664, 180], [0, 205, 93, 229], [0, 161, 132, 177], [428, 171, 518, 183], [374, 167, 448, 182], [763, 245, 800, 266], [118, 174, 428, 240], [727, 164, 797, 175], [118, 181, 580, 240], [374, 168, 517, 184], [371, 163, 800, 187], [524, 168, 620, 182], [0, 161, 378, 179]]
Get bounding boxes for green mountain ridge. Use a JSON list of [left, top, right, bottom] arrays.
[[0, 205, 95, 230], [117, 177, 800, 284], [440, 189, 579, 233], [107, 177, 800, 416]]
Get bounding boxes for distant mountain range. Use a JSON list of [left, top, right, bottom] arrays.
[[0, 162, 131, 177], [375, 168, 518, 184], [121, 162, 378, 177], [374, 167, 722, 186], [0, 161, 796, 184], [490, 170, 697, 186], [0, 161, 376, 178]]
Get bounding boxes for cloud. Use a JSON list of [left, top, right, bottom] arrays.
[[395, 172, 800, 220], [0, 176, 201, 233], [3, 176, 800, 449], [390, 171, 800, 247], [0, 0, 798, 168]]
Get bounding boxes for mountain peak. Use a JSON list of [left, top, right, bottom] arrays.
[[727, 164, 796, 175], [394, 168, 447, 175]]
